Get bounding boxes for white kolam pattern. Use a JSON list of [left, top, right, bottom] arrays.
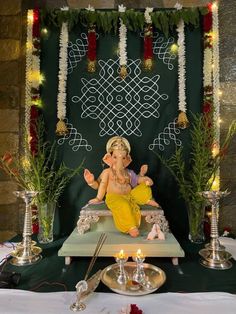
[[67, 33, 100, 74], [57, 119, 92, 151], [72, 58, 168, 137], [149, 119, 182, 151], [152, 33, 176, 70], [68, 33, 88, 74], [68, 31, 176, 74]]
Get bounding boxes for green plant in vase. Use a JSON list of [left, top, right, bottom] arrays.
[[29, 121, 83, 244], [155, 114, 236, 243], [0, 118, 83, 244]]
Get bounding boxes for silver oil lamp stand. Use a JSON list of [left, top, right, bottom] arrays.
[[10, 191, 42, 266], [199, 191, 232, 270]]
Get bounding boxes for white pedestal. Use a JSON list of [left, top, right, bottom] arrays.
[[58, 229, 185, 265]]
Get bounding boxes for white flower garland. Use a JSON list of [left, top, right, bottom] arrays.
[[86, 4, 95, 12], [177, 19, 187, 113], [25, 10, 33, 133], [212, 2, 220, 143], [144, 7, 153, 24], [203, 47, 213, 88], [57, 22, 69, 121], [118, 5, 127, 68], [212, 2, 220, 190]]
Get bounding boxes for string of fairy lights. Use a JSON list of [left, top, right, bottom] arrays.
[[24, 2, 221, 192]]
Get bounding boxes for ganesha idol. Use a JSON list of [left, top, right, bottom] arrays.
[[84, 136, 160, 238]]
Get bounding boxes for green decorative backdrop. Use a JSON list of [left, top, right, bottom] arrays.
[[41, 23, 203, 239]]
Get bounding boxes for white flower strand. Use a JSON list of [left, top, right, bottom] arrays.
[[118, 5, 127, 67], [212, 2, 220, 190], [57, 22, 69, 120], [144, 7, 153, 24], [177, 19, 187, 113], [86, 4, 95, 12], [212, 2, 220, 143], [203, 47, 213, 87], [31, 55, 41, 89], [25, 10, 33, 134], [174, 2, 183, 10], [119, 22, 127, 66]]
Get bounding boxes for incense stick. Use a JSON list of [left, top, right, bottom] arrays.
[[84, 233, 107, 281]]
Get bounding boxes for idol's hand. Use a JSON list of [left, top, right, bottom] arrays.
[[88, 197, 102, 204], [84, 168, 95, 185]]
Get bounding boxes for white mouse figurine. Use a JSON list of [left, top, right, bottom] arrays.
[[147, 223, 165, 240]]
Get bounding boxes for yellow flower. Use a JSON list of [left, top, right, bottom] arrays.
[[21, 157, 31, 171]]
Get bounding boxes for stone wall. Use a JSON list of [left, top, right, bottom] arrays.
[[0, 0, 235, 240], [218, 0, 236, 232], [0, 0, 22, 240]]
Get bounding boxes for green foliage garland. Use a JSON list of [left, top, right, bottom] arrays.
[[40, 7, 209, 37]]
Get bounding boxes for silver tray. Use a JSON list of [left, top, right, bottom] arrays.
[[101, 262, 166, 296]]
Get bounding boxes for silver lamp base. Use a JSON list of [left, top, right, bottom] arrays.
[[10, 246, 42, 266], [199, 248, 232, 270], [198, 190, 232, 270], [70, 302, 86, 312]]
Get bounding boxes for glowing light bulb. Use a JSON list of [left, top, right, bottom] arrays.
[[27, 11, 34, 24], [170, 44, 178, 53], [39, 73, 45, 84], [212, 178, 220, 191], [212, 2, 218, 10], [26, 41, 33, 50], [41, 28, 48, 35]]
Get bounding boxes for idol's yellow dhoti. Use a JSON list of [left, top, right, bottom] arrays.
[[105, 183, 152, 233]]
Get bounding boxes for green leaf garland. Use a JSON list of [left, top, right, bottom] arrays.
[[41, 7, 209, 34]]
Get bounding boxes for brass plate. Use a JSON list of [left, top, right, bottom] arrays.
[[101, 262, 166, 296]]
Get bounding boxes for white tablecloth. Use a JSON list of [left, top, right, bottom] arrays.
[[0, 290, 236, 314], [219, 237, 236, 260]]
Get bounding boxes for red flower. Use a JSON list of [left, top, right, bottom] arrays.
[[219, 145, 228, 158], [207, 2, 213, 12], [2, 152, 13, 165], [203, 11, 212, 33], [224, 226, 232, 233], [32, 222, 39, 234], [144, 37, 153, 59], [203, 102, 212, 114], [130, 304, 143, 314], [33, 8, 40, 38], [30, 106, 39, 155], [11, 168, 19, 176], [87, 30, 96, 61], [144, 25, 153, 60]]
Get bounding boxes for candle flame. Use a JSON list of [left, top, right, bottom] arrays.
[[136, 249, 144, 258], [118, 249, 125, 258]]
